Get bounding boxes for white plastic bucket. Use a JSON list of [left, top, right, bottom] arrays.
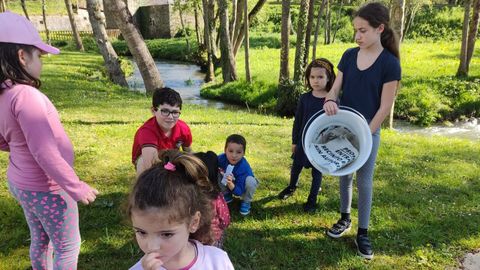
[[302, 106, 372, 176]]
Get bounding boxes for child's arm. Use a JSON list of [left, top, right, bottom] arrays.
[[291, 95, 305, 153], [368, 80, 398, 133], [323, 71, 344, 115], [137, 146, 159, 175]]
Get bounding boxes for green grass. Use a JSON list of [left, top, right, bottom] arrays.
[[0, 51, 479, 269]]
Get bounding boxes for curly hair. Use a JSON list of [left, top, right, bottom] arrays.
[[127, 149, 215, 245]]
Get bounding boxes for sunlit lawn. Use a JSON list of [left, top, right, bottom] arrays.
[[0, 47, 478, 269]]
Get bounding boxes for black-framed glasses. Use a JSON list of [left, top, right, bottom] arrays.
[[155, 108, 181, 118]]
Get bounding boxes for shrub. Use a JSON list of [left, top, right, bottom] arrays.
[[276, 79, 306, 117], [396, 84, 450, 126]]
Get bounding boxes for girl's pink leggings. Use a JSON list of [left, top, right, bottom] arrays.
[[9, 183, 80, 270]]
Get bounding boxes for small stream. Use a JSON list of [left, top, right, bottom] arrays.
[[126, 59, 480, 141], [126, 58, 227, 108]]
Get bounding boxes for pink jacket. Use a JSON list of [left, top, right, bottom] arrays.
[[0, 82, 90, 201]]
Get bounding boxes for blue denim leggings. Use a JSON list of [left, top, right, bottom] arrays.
[[339, 128, 381, 229], [8, 182, 81, 270]]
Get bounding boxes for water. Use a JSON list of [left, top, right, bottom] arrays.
[[127, 58, 480, 141], [393, 119, 480, 141], [126, 58, 227, 108]]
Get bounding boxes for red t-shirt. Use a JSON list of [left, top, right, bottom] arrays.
[[132, 117, 192, 164]]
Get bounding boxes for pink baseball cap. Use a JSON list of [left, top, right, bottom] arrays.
[[0, 11, 59, 54]]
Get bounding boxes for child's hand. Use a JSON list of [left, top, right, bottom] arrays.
[[291, 144, 296, 153], [226, 176, 235, 190], [79, 185, 99, 205], [141, 252, 164, 270], [323, 99, 339, 116]]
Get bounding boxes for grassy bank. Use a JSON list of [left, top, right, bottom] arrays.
[[0, 51, 479, 269]]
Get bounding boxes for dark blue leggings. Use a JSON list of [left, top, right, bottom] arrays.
[[289, 158, 323, 203]]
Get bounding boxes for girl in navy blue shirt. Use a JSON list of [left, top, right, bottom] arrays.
[[278, 58, 336, 213], [322, 2, 401, 260]]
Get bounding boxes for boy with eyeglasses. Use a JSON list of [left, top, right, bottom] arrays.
[[132, 87, 192, 175]]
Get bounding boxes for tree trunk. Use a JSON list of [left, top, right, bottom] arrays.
[[403, 3, 419, 41], [41, 0, 51, 45], [217, 0, 238, 83], [303, 0, 316, 65], [230, 0, 237, 44], [457, 0, 472, 77], [312, 0, 327, 60], [465, 0, 480, 74], [178, 6, 191, 52], [194, 4, 202, 45], [104, 0, 163, 93], [233, 0, 244, 46], [293, 0, 309, 82], [279, 0, 291, 83], [202, 0, 215, 82], [386, 0, 405, 128], [232, 0, 267, 57], [391, 0, 406, 42], [244, 0, 251, 82], [324, 0, 331, 44], [86, 0, 128, 87], [65, 0, 84, 51], [0, 0, 6, 13], [21, 0, 30, 20], [331, 0, 344, 43]]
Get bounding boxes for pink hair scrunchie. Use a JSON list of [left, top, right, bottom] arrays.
[[164, 162, 176, 171]]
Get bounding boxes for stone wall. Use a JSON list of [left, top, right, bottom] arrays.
[[32, 0, 199, 39], [30, 9, 92, 32]]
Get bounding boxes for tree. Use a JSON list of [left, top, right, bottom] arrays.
[[244, 0, 251, 82], [86, 0, 128, 87], [41, 0, 51, 45], [457, 0, 480, 76], [324, 0, 331, 44], [105, 0, 163, 93], [312, 0, 327, 60], [193, 1, 202, 45], [65, 0, 84, 51], [173, 0, 191, 53], [391, 0, 406, 42], [387, 0, 406, 129], [303, 0, 316, 65], [232, 0, 267, 57], [293, 0, 310, 82], [217, 0, 238, 82], [201, 0, 216, 82], [21, 0, 30, 20], [279, 0, 291, 83], [0, 0, 6, 13]]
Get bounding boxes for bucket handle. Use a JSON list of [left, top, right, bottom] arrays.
[[301, 105, 368, 152]]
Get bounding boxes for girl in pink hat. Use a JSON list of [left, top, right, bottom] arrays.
[[0, 11, 98, 269]]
